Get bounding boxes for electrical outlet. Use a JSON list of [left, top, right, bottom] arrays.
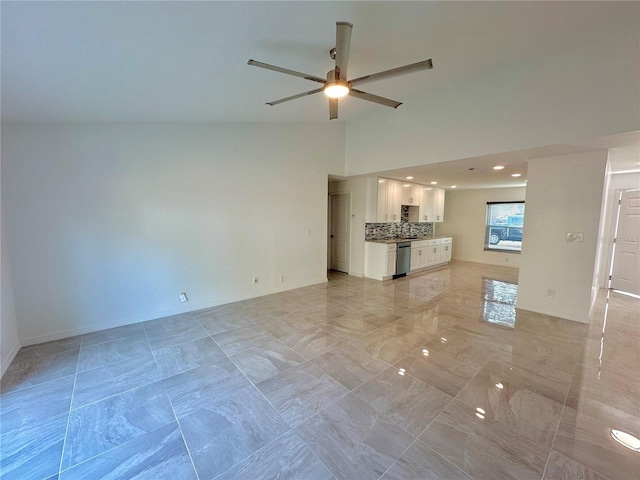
[[546, 289, 555, 298], [180, 293, 188, 303], [279, 275, 285, 283], [252, 276, 259, 284]]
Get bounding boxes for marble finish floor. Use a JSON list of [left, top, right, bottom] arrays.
[[1, 261, 639, 479]]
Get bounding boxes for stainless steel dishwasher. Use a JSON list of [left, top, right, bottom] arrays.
[[394, 241, 411, 279]]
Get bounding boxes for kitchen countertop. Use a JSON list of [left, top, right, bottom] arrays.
[[366, 235, 452, 244]]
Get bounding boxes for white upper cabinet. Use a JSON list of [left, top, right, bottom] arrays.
[[419, 186, 434, 222], [377, 178, 401, 222], [400, 183, 420, 206], [378, 178, 444, 223], [432, 187, 445, 222]]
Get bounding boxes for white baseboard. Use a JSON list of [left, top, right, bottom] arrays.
[[1, 341, 21, 377], [18, 276, 330, 347], [515, 303, 590, 324]]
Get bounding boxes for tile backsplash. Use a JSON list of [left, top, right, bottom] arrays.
[[365, 222, 434, 240]]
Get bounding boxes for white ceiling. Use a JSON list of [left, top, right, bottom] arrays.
[[2, 1, 637, 124], [360, 140, 640, 190], [2, 1, 638, 189]]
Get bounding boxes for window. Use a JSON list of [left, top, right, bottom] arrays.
[[485, 201, 524, 253]]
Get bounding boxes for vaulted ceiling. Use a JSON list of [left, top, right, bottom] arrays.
[[2, 1, 636, 123]]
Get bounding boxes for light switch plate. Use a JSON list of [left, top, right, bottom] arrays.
[[566, 232, 584, 242]]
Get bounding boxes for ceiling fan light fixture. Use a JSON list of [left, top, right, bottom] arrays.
[[324, 80, 350, 98]]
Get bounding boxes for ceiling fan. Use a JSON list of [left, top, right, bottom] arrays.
[[248, 21, 433, 120]]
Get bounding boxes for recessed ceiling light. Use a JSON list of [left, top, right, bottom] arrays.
[[611, 430, 640, 451], [398, 368, 406, 376], [403, 184, 411, 187], [422, 349, 429, 356], [495, 383, 504, 389], [406, 176, 414, 180], [476, 407, 485, 415], [451, 185, 457, 189], [493, 165, 505, 170], [430, 181, 438, 185], [476, 412, 485, 419], [511, 173, 522, 177]]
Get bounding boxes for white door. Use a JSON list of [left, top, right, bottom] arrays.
[[330, 193, 350, 273], [611, 189, 640, 295]]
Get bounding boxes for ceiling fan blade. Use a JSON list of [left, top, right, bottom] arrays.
[[334, 22, 353, 80], [350, 59, 433, 86], [348, 89, 402, 108], [329, 98, 338, 120], [248, 59, 326, 84], [266, 88, 324, 106]]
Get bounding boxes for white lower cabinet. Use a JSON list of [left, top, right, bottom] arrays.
[[365, 242, 397, 281], [366, 237, 452, 280], [385, 250, 397, 278], [410, 241, 428, 271], [442, 238, 452, 262], [410, 237, 453, 273]]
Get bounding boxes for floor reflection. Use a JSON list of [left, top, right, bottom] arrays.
[[481, 278, 517, 328]]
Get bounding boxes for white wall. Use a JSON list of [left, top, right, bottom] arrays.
[[329, 176, 377, 277], [437, 187, 526, 268], [2, 122, 345, 345], [1, 207, 20, 375], [517, 151, 608, 323], [345, 24, 639, 175]]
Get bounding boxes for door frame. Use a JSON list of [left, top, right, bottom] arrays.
[[328, 192, 351, 274], [608, 188, 640, 296]]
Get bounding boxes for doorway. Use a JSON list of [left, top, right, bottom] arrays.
[[329, 193, 350, 273], [610, 189, 640, 296]]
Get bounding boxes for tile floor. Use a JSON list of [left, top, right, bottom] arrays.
[[1, 261, 639, 480]]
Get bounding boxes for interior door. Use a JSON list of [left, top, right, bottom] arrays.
[[330, 193, 350, 273], [611, 189, 640, 295]]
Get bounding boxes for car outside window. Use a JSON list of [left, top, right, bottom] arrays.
[[485, 202, 525, 253]]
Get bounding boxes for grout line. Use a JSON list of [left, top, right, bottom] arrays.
[[378, 437, 418, 479], [142, 323, 201, 480], [165, 395, 201, 480], [57, 334, 82, 476], [540, 361, 578, 480], [209, 429, 294, 479], [56, 420, 183, 477]]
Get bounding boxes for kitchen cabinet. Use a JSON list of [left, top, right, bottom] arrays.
[[427, 244, 440, 266], [367, 237, 452, 280], [365, 242, 396, 280], [419, 186, 445, 222], [377, 178, 444, 223], [400, 183, 421, 206], [410, 239, 429, 271], [441, 238, 452, 262], [419, 187, 434, 222], [432, 187, 445, 222], [385, 249, 397, 277], [410, 237, 453, 273], [377, 178, 401, 222]]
